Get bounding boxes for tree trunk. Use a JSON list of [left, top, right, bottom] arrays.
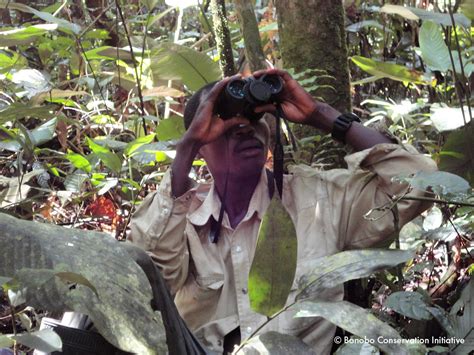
[[275, 0, 351, 168], [275, 0, 351, 113], [210, 0, 236, 77], [233, 0, 266, 71]]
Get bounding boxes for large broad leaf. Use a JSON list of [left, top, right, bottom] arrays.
[[295, 301, 407, 354], [0, 213, 167, 354], [439, 130, 474, 185], [0, 1, 81, 34], [450, 280, 474, 354], [399, 171, 471, 198], [351, 56, 431, 84], [150, 43, 221, 91], [431, 105, 471, 131], [10, 329, 62, 353], [248, 195, 298, 317], [29, 118, 57, 146], [385, 291, 432, 320], [380, 4, 471, 28], [296, 249, 414, 300], [419, 21, 451, 72], [0, 24, 58, 47]]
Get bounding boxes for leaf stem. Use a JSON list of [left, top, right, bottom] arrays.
[[399, 196, 474, 208]]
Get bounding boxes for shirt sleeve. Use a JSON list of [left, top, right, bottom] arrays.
[[128, 169, 195, 294], [323, 143, 437, 249]]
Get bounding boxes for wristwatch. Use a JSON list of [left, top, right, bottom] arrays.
[[331, 112, 361, 144]]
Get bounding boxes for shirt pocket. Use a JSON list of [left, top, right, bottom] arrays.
[[191, 273, 225, 301]]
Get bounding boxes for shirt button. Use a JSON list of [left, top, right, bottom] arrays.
[[162, 208, 169, 214], [235, 246, 242, 253], [242, 288, 248, 294], [246, 326, 252, 334], [217, 340, 222, 346]]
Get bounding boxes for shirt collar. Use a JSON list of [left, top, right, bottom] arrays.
[[188, 169, 271, 227]]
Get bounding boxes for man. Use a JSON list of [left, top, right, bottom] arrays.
[[129, 69, 436, 354]]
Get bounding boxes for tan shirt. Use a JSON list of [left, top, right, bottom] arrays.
[[129, 143, 437, 354]]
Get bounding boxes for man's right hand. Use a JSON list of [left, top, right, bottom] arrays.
[[183, 75, 249, 149]]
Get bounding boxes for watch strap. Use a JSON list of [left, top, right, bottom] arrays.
[[331, 112, 360, 144]]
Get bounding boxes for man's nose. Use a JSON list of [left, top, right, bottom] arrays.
[[233, 123, 256, 138]]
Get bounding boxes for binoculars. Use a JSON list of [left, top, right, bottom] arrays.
[[216, 74, 284, 121]]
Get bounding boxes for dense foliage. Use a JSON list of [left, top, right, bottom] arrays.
[[0, 0, 472, 354]]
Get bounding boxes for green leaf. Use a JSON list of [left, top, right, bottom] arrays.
[[0, 49, 27, 73], [0, 103, 56, 124], [156, 116, 185, 141], [248, 195, 297, 317], [30, 118, 57, 146], [419, 21, 451, 72], [11, 329, 62, 353], [0, 24, 58, 46], [295, 301, 407, 354], [380, 4, 471, 28], [64, 173, 88, 192], [450, 279, 474, 354], [403, 171, 471, 198], [65, 150, 92, 173], [150, 43, 221, 91], [431, 105, 471, 132], [346, 20, 392, 33], [86, 137, 122, 173], [83, 46, 134, 62], [439, 130, 474, 185], [0, 335, 14, 348], [55, 272, 98, 297], [296, 249, 414, 300], [130, 142, 171, 164], [0, 1, 81, 34], [351, 56, 431, 84], [124, 134, 155, 157], [385, 291, 432, 320], [0, 213, 167, 353]]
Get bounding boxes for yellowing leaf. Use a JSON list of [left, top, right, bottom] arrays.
[[248, 194, 297, 317]]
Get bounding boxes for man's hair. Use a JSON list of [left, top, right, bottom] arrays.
[[183, 81, 217, 129]]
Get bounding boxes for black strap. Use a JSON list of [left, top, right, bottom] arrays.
[[265, 169, 275, 200], [274, 105, 285, 198]]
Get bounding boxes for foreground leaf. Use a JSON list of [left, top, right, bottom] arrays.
[[11, 329, 62, 353], [297, 249, 414, 300], [0, 213, 167, 354], [295, 301, 407, 354], [0, 24, 57, 46], [351, 56, 431, 84], [385, 291, 432, 320], [248, 195, 298, 317], [450, 280, 474, 354], [0, 335, 14, 348]]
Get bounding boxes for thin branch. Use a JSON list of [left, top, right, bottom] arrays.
[[400, 196, 474, 208], [115, 0, 148, 135]]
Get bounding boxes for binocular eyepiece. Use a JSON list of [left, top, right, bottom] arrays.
[[216, 74, 283, 121]]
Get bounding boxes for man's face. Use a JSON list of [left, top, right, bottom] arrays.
[[199, 118, 270, 178]]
